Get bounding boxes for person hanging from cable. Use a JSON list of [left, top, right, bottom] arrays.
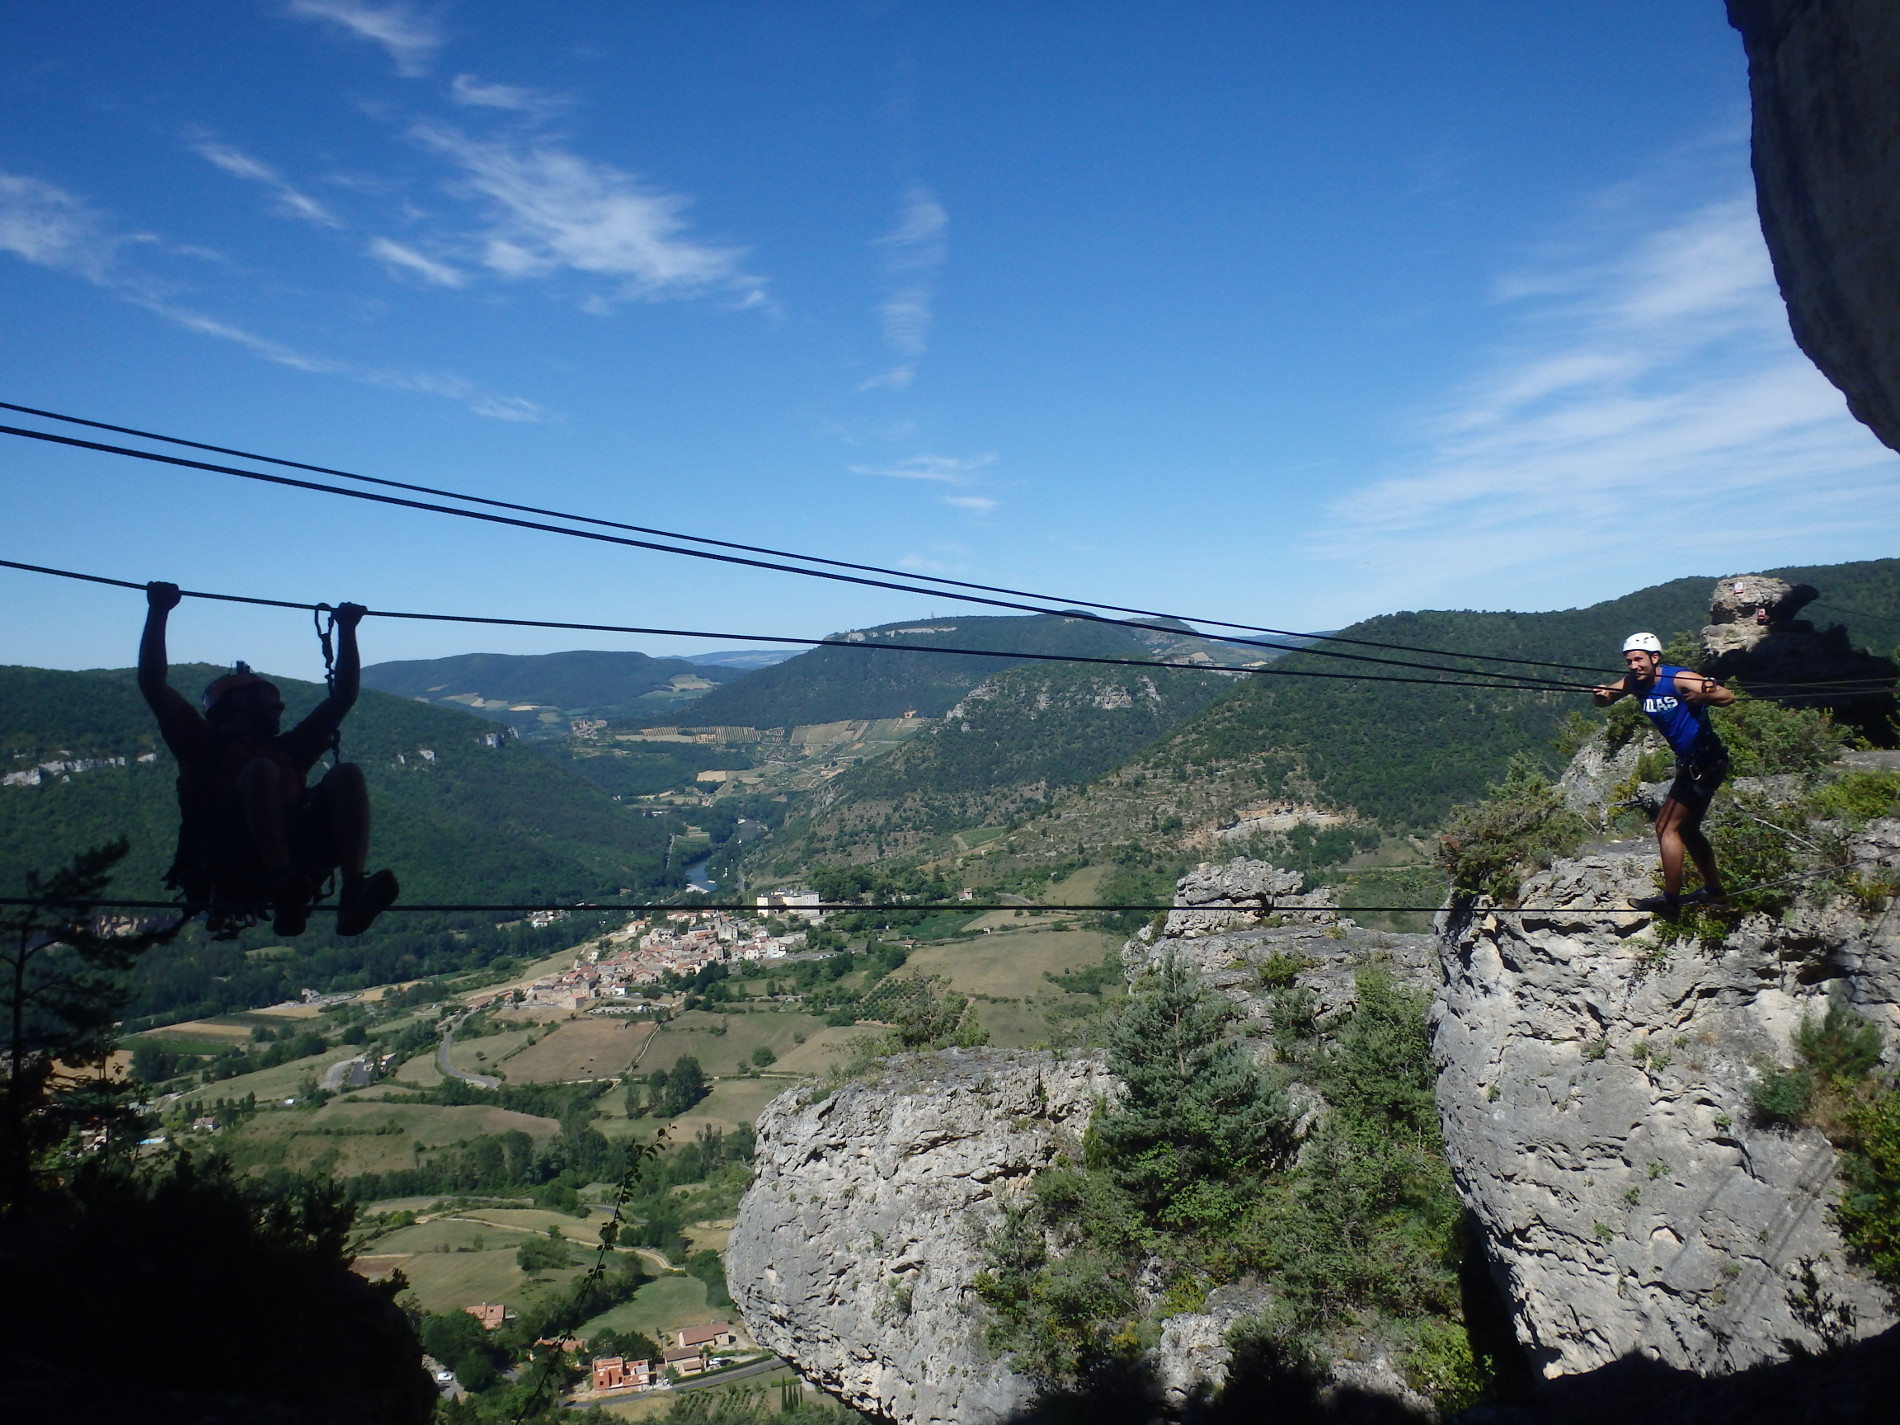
[[1592, 632, 1735, 914], [138, 581, 399, 938]]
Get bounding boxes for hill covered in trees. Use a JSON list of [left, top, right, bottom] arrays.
[[644, 613, 1266, 730], [0, 663, 684, 905], [749, 662, 1239, 873], [361, 648, 747, 733], [739, 559, 1900, 895]]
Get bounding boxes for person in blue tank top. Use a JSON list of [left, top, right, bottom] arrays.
[[1592, 632, 1735, 913]]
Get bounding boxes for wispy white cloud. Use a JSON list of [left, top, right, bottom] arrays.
[[450, 73, 563, 115], [285, 0, 444, 76], [0, 168, 543, 421], [848, 453, 994, 484], [0, 173, 121, 280], [1310, 194, 1900, 610], [193, 141, 341, 227], [861, 185, 947, 391], [133, 296, 546, 418], [367, 235, 466, 286], [410, 123, 763, 306], [942, 494, 998, 513]]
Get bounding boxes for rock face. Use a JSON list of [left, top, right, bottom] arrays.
[[1434, 837, 1900, 1379], [726, 1048, 1115, 1425], [1727, 1, 1900, 454], [1156, 858, 1343, 939], [1128, 859, 1439, 1024]]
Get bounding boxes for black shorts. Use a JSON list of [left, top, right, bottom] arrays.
[[1666, 755, 1729, 812]]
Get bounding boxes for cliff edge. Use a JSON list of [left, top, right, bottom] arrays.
[[1434, 831, 1900, 1379]]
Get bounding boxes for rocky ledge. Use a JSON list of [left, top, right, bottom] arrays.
[[1434, 830, 1900, 1380]]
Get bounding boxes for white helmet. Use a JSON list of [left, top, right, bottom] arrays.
[[1621, 632, 1663, 654]]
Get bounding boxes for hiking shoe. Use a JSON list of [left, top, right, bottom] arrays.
[[1629, 892, 1680, 915], [1679, 887, 1729, 911], [271, 869, 314, 937], [337, 869, 400, 936]]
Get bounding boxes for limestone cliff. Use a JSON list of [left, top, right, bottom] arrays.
[[1434, 834, 1900, 1379]]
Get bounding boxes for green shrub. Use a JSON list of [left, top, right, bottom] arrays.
[[1794, 996, 1885, 1085], [1402, 1314, 1492, 1412], [1438, 755, 1589, 902], [1838, 1087, 1900, 1296], [1701, 790, 1808, 915], [1257, 950, 1309, 989], [1713, 696, 1851, 778], [1749, 1067, 1813, 1125], [1808, 769, 1900, 827]]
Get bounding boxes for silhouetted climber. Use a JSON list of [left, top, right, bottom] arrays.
[[138, 581, 398, 938], [1593, 632, 1736, 914]]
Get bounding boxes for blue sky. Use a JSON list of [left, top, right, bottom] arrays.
[[2, 1, 1896, 682]]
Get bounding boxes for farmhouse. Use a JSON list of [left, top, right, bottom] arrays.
[[464, 1303, 507, 1331], [662, 1345, 707, 1377], [676, 1322, 738, 1350]]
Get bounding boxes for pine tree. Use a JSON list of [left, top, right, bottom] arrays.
[[1093, 953, 1294, 1231]]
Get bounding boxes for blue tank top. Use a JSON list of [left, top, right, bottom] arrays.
[[1638, 665, 1723, 761]]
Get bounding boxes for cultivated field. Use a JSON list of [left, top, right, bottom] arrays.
[[223, 1101, 562, 1176], [577, 1273, 713, 1344], [596, 1370, 800, 1421], [447, 1025, 538, 1078], [629, 1009, 829, 1080], [756, 1025, 861, 1077], [499, 1016, 657, 1083], [660, 1076, 787, 1141], [905, 925, 1118, 999], [175, 1048, 341, 1107], [392, 1049, 443, 1085], [374, 1241, 590, 1316]]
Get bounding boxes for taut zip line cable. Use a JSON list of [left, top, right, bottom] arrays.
[[2, 554, 1887, 703], [0, 897, 1770, 916], [7, 414, 1891, 697], [0, 403, 1623, 681], [0, 556, 1609, 693]]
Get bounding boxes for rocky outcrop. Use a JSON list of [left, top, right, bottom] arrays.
[[1154, 859, 1343, 939], [726, 1049, 1115, 1425], [1696, 575, 1895, 734], [1434, 837, 1900, 1380], [1728, 1, 1900, 455], [1127, 859, 1438, 1027]]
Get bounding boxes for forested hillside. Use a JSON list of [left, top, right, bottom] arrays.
[[798, 559, 1900, 892], [647, 613, 1257, 730], [748, 662, 1237, 872], [362, 648, 745, 731], [0, 663, 683, 905]]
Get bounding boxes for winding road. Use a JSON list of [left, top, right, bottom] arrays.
[[438, 1013, 500, 1090]]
